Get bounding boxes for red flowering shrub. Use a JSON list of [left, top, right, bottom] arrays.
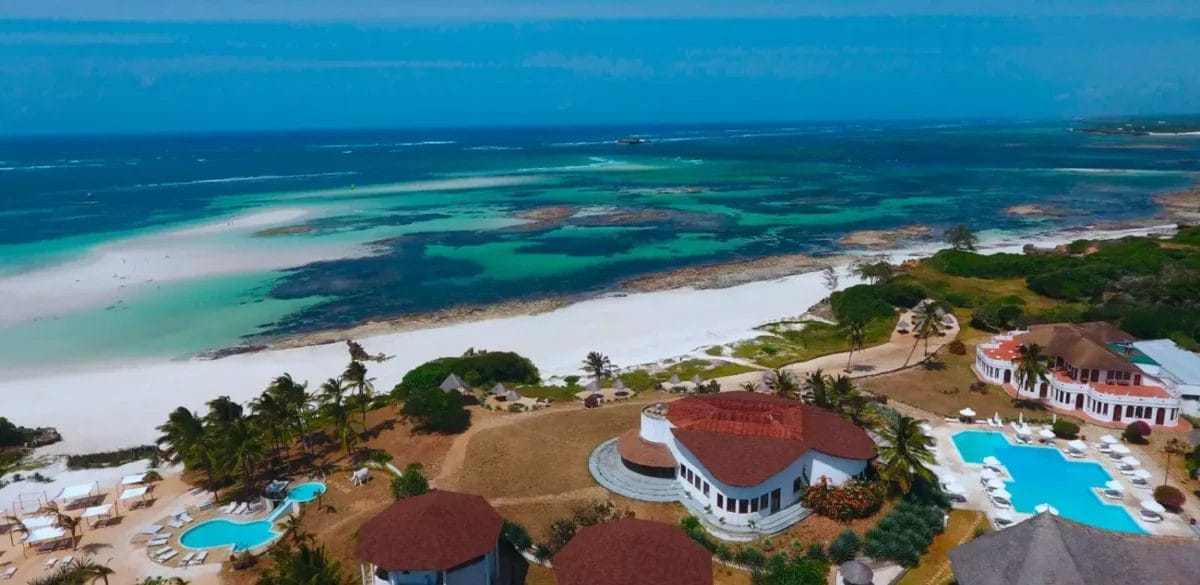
[[1123, 421, 1151, 444], [1154, 485, 1186, 511], [801, 478, 883, 522]]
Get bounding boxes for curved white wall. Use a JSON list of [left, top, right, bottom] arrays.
[[639, 411, 672, 444]]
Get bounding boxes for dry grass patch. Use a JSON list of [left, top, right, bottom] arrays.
[[443, 400, 654, 499], [894, 509, 990, 585]]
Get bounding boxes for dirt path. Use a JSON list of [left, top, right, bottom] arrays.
[[490, 486, 609, 507], [717, 310, 960, 389]]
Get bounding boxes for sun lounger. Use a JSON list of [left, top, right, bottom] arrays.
[[140, 525, 164, 535], [232, 503, 248, 515], [0, 567, 15, 580], [181, 553, 195, 565], [1138, 510, 1163, 523], [219, 503, 236, 514], [152, 546, 172, 556], [196, 498, 214, 511], [179, 512, 194, 523], [147, 538, 168, 547], [189, 551, 208, 566], [1102, 489, 1124, 500], [60, 556, 73, 566], [43, 558, 58, 570], [158, 550, 178, 563], [167, 519, 184, 529]]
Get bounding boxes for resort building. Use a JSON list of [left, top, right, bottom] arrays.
[[615, 392, 875, 529], [948, 512, 1200, 585], [553, 518, 713, 585], [973, 322, 1200, 428], [355, 490, 505, 585]]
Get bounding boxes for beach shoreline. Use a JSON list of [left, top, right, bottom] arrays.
[[0, 219, 1180, 455]]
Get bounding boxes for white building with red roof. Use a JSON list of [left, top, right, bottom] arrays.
[[615, 392, 875, 530], [973, 322, 1198, 428]]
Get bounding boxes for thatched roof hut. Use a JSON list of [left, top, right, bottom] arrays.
[[490, 383, 507, 396], [439, 373, 466, 392], [839, 560, 874, 585]]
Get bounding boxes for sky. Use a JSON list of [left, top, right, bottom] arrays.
[[2, 1, 1199, 134]]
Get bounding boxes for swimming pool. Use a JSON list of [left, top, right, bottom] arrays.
[[179, 481, 326, 552], [951, 431, 1145, 534]]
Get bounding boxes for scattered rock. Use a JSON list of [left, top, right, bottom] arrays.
[[623, 254, 838, 292], [1005, 204, 1067, 217], [839, 225, 932, 249], [254, 225, 313, 237], [1154, 187, 1200, 219]]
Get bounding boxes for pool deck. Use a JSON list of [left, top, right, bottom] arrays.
[[925, 419, 1197, 538]]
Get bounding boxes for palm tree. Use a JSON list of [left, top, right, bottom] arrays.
[[772, 369, 798, 399], [319, 378, 361, 456], [1014, 343, 1051, 398], [268, 374, 315, 456], [156, 407, 207, 471], [257, 544, 352, 585], [739, 381, 759, 392], [945, 224, 979, 251], [1163, 438, 1190, 487], [804, 370, 830, 408], [223, 416, 267, 492], [281, 513, 315, 546], [906, 303, 944, 366], [204, 396, 244, 429], [877, 415, 936, 493], [250, 391, 292, 463], [54, 511, 80, 549], [68, 558, 114, 585], [342, 361, 375, 426], [582, 351, 615, 381], [840, 319, 866, 372]]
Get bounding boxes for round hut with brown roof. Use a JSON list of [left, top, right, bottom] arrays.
[[554, 518, 712, 585], [355, 490, 504, 585], [615, 392, 875, 530]]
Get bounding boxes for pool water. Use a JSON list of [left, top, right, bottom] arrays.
[[179, 481, 327, 552], [951, 431, 1146, 534]]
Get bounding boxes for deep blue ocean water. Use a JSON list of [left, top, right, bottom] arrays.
[[1, 121, 1197, 367]]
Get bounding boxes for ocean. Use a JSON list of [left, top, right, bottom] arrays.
[[1, 120, 1197, 371]]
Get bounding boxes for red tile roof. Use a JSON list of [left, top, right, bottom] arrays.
[[355, 490, 502, 571], [554, 518, 712, 585], [1089, 382, 1171, 399], [616, 429, 677, 468], [666, 392, 875, 487]]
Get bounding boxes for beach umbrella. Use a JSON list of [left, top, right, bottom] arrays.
[[1141, 500, 1166, 514], [490, 383, 507, 396], [985, 478, 1007, 491], [980, 469, 999, 481], [1104, 480, 1125, 492], [1110, 444, 1131, 455], [959, 407, 977, 418], [1034, 503, 1060, 516], [897, 319, 910, 330], [1018, 412, 1024, 425], [991, 489, 1013, 502], [919, 422, 934, 433], [983, 456, 1002, 468], [994, 509, 1015, 523], [613, 379, 626, 391], [839, 561, 874, 585], [1132, 469, 1152, 480], [691, 374, 703, 385], [1068, 440, 1087, 451], [1038, 429, 1056, 440], [1100, 434, 1118, 444], [1016, 425, 1032, 436], [505, 390, 522, 402], [584, 380, 600, 393], [1120, 456, 1141, 467], [669, 375, 681, 385]]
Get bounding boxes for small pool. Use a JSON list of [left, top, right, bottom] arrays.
[[952, 431, 1146, 534], [180, 481, 327, 552], [286, 482, 326, 503]]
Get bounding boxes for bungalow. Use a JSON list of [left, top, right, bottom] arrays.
[[948, 512, 1200, 585], [973, 322, 1198, 428], [553, 518, 712, 585], [355, 490, 504, 585], [616, 392, 875, 529]]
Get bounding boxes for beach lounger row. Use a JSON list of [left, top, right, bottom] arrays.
[[152, 546, 179, 563], [44, 555, 74, 571], [0, 566, 15, 580], [219, 501, 254, 515]]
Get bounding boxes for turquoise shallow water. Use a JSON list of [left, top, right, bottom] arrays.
[[1, 122, 1197, 368], [952, 431, 1145, 534]]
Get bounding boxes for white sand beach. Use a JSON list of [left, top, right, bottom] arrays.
[[0, 223, 1177, 454]]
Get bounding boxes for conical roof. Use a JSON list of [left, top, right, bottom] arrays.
[[613, 379, 626, 391], [585, 380, 600, 393], [439, 373, 466, 392], [490, 383, 507, 395]]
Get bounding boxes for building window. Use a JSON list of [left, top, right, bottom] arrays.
[[717, 494, 724, 508], [792, 476, 803, 492], [738, 499, 748, 514], [703, 482, 710, 496], [760, 494, 769, 510], [680, 464, 687, 478], [751, 497, 760, 513], [725, 496, 735, 512]]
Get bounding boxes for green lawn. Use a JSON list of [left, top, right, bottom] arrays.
[[730, 314, 898, 369]]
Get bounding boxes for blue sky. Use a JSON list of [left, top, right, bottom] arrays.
[[2, 1, 1199, 134]]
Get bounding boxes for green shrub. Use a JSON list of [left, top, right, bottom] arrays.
[[946, 339, 967, 355], [502, 520, 533, 551], [1052, 420, 1080, 439], [877, 281, 929, 308], [828, 529, 861, 563], [830, 285, 895, 324], [805, 542, 826, 561], [734, 546, 766, 569], [942, 291, 974, 308], [390, 463, 429, 500], [400, 387, 470, 433], [398, 351, 540, 395], [863, 501, 946, 567], [1153, 485, 1186, 511]]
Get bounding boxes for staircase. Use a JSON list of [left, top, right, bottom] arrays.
[[588, 439, 682, 502]]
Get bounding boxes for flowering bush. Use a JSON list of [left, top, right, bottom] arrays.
[[1123, 421, 1151, 444], [801, 478, 883, 522], [1154, 485, 1186, 511]]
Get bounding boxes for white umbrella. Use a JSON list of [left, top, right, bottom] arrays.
[[1038, 429, 1056, 440], [959, 407, 977, 417], [1141, 500, 1166, 514], [1132, 469, 1153, 480], [943, 482, 967, 496], [985, 478, 1007, 491], [991, 489, 1013, 502], [994, 509, 1015, 523], [1035, 503, 1060, 516], [1016, 425, 1032, 436], [983, 456, 1002, 468], [1104, 480, 1125, 492], [980, 468, 999, 481], [1110, 444, 1131, 455], [1018, 412, 1024, 425], [919, 423, 934, 433], [1067, 440, 1087, 451], [1120, 456, 1141, 467], [1100, 434, 1118, 444]]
